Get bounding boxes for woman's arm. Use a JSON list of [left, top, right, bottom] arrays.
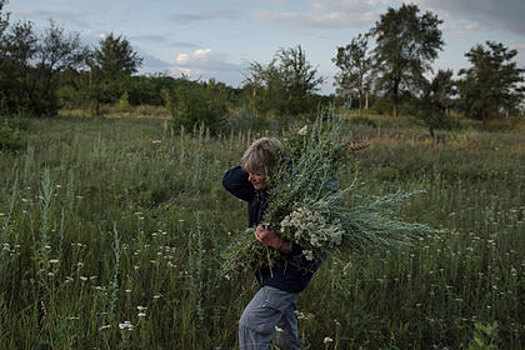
[[222, 166, 254, 202]]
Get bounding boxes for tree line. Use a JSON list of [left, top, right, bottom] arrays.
[[1, 1, 523, 131]]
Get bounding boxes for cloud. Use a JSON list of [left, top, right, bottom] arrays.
[[253, 10, 375, 29], [175, 53, 190, 65], [130, 35, 200, 49], [11, 9, 90, 28], [252, 0, 378, 29], [411, 0, 525, 36], [168, 9, 241, 24], [139, 54, 173, 73], [168, 48, 245, 86]]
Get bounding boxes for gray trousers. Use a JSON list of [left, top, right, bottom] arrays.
[[239, 286, 301, 350]]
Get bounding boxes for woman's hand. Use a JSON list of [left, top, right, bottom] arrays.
[[255, 224, 292, 253]]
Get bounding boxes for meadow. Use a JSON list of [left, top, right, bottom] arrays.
[[0, 115, 523, 349]]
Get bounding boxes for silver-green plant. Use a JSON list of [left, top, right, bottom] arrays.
[[222, 114, 439, 276]]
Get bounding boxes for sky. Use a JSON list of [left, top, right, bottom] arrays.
[[5, 0, 525, 95]]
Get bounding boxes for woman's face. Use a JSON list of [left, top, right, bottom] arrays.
[[248, 172, 267, 190]]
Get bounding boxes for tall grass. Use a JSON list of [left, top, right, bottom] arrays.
[[0, 116, 523, 349]]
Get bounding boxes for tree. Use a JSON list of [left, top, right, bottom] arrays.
[[333, 33, 372, 113], [172, 77, 229, 135], [412, 69, 458, 137], [458, 41, 524, 122], [244, 45, 324, 117], [86, 33, 143, 115], [92, 33, 142, 79], [371, 4, 444, 117], [0, 14, 87, 116]]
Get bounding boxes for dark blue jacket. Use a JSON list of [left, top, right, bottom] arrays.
[[223, 166, 320, 293]]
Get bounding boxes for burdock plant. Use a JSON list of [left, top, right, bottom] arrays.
[[222, 114, 438, 277]]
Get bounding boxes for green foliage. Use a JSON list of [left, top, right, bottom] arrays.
[[468, 322, 499, 350], [171, 78, 228, 135], [0, 116, 26, 151], [347, 115, 378, 130], [0, 14, 87, 117], [411, 69, 460, 131], [458, 41, 524, 122], [371, 3, 444, 117], [243, 45, 324, 117], [92, 33, 142, 79], [223, 115, 437, 275], [82, 33, 143, 115], [0, 116, 523, 349], [333, 33, 372, 112], [117, 91, 131, 113]]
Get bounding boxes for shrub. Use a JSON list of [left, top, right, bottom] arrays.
[[0, 117, 25, 151]]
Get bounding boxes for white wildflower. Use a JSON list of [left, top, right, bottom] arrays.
[[99, 325, 111, 331], [49, 259, 59, 264], [119, 321, 134, 330], [303, 250, 315, 261], [298, 125, 308, 135], [324, 337, 334, 344]]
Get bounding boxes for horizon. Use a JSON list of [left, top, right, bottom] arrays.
[[6, 0, 525, 95]]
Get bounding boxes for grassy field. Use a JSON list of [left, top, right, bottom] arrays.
[[0, 115, 523, 349]]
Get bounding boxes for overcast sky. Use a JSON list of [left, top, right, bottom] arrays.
[[5, 0, 525, 94]]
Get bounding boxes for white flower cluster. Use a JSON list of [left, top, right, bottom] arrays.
[[280, 207, 344, 260]]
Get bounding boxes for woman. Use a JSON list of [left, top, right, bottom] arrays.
[[223, 137, 321, 349]]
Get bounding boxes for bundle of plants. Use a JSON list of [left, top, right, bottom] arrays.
[[222, 115, 436, 278]]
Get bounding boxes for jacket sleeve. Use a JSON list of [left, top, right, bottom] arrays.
[[222, 166, 254, 202]]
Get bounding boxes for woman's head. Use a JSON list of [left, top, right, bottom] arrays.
[[241, 137, 285, 189]]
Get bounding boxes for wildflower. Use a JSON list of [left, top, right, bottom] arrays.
[[99, 325, 111, 331], [275, 326, 283, 333], [125, 289, 132, 293], [79, 276, 88, 281], [138, 313, 146, 317], [295, 310, 308, 320], [302, 250, 315, 261], [298, 125, 308, 135], [49, 259, 59, 264], [137, 306, 148, 311], [153, 294, 162, 299], [152, 140, 162, 144], [119, 321, 134, 330], [324, 337, 334, 344]]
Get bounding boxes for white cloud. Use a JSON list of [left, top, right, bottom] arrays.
[[253, 10, 375, 29], [312, 0, 374, 13], [175, 53, 190, 65], [168, 48, 244, 86], [175, 49, 216, 66], [252, 0, 381, 29], [193, 48, 213, 60]]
